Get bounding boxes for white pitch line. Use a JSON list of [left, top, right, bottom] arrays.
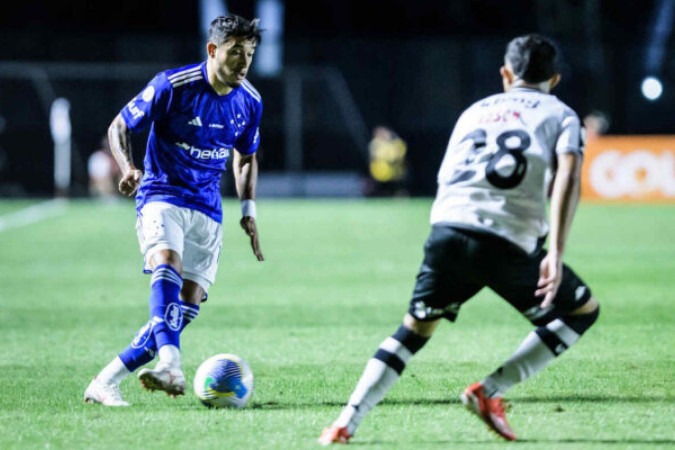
[[0, 198, 68, 233]]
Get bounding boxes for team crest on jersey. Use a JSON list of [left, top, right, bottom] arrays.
[[230, 113, 250, 138]]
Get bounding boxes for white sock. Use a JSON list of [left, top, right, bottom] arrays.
[[334, 358, 401, 436], [158, 344, 181, 368], [482, 319, 580, 397], [97, 356, 131, 385]]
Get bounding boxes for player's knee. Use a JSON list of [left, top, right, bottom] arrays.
[[150, 249, 182, 272], [562, 303, 599, 335], [403, 313, 440, 338], [180, 280, 205, 305], [572, 296, 599, 314]]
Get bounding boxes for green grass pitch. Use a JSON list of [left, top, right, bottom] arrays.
[[0, 198, 673, 449]]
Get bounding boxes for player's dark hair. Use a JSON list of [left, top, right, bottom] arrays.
[[208, 14, 262, 46], [505, 34, 557, 83]]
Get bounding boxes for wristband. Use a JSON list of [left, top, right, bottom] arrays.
[[241, 199, 257, 218]]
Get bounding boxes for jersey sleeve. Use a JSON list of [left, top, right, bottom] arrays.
[[446, 109, 474, 148], [234, 100, 263, 155], [556, 108, 584, 155], [120, 72, 172, 133]]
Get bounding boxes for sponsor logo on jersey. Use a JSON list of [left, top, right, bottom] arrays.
[[175, 142, 231, 160], [188, 116, 203, 127], [208, 123, 224, 129], [126, 100, 144, 120]]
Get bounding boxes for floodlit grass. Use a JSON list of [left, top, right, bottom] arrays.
[[0, 198, 673, 449]]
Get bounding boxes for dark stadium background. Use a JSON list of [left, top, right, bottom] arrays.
[[0, 0, 672, 197]]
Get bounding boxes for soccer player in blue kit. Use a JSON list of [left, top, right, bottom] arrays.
[[84, 15, 264, 406], [319, 34, 600, 444]]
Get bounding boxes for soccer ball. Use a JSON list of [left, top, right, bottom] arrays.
[[193, 353, 254, 409]]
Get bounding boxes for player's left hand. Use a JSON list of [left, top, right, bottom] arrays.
[[536, 251, 563, 308], [240, 216, 264, 261]]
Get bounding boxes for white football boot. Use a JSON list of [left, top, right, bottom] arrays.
[[83, 377, 130, 407], [138, 362, 186, 397]]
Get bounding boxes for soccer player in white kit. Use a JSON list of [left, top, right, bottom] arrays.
[[84, 15, 265, 406], [319, 34, 600, 444]]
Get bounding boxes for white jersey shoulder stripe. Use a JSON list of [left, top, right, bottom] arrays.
[[169, 71, 203, 86], [241, 80, 261, 102], [168, 67, 201, 82], [172, 74, 204, 88]]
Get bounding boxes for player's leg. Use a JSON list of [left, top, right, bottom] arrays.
[[320, 225, 480, 445], [319, 315, 438, 445], [480, 294, 599, 398], [464, 296, 599, 441], [463, 246, 599, 440], [132, 203, 191, 396], [136, 247, 189, 394], [177, 207, 222, 318], [85, 202, 189, 404], [139, 209, 222, 393], [88, 284, 201, 403], [117, 292, 201, 373]]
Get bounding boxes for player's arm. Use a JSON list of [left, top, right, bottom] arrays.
[[536, 151, 582, 307], [233, 149, 264, 261], [108, 114, 142, 197]]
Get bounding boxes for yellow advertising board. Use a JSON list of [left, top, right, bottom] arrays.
[[581, 135, 675, 202]]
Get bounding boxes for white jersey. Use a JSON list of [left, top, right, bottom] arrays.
[[430, 87, 584, 254]]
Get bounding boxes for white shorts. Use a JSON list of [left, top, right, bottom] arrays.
[[136, 201, 223, 291]]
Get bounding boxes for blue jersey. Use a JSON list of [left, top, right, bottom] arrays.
[[120, 62, 263, 223]]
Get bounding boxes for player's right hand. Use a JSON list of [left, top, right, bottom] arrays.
[[118, 169, 142, 196], [536, 251, 563, 308]]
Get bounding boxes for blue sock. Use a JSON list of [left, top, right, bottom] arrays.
[[149, 264, 184, 350], [119, 300, 200, 372]]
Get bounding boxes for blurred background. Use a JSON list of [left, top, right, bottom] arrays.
[[0, 0, 673, 199]]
